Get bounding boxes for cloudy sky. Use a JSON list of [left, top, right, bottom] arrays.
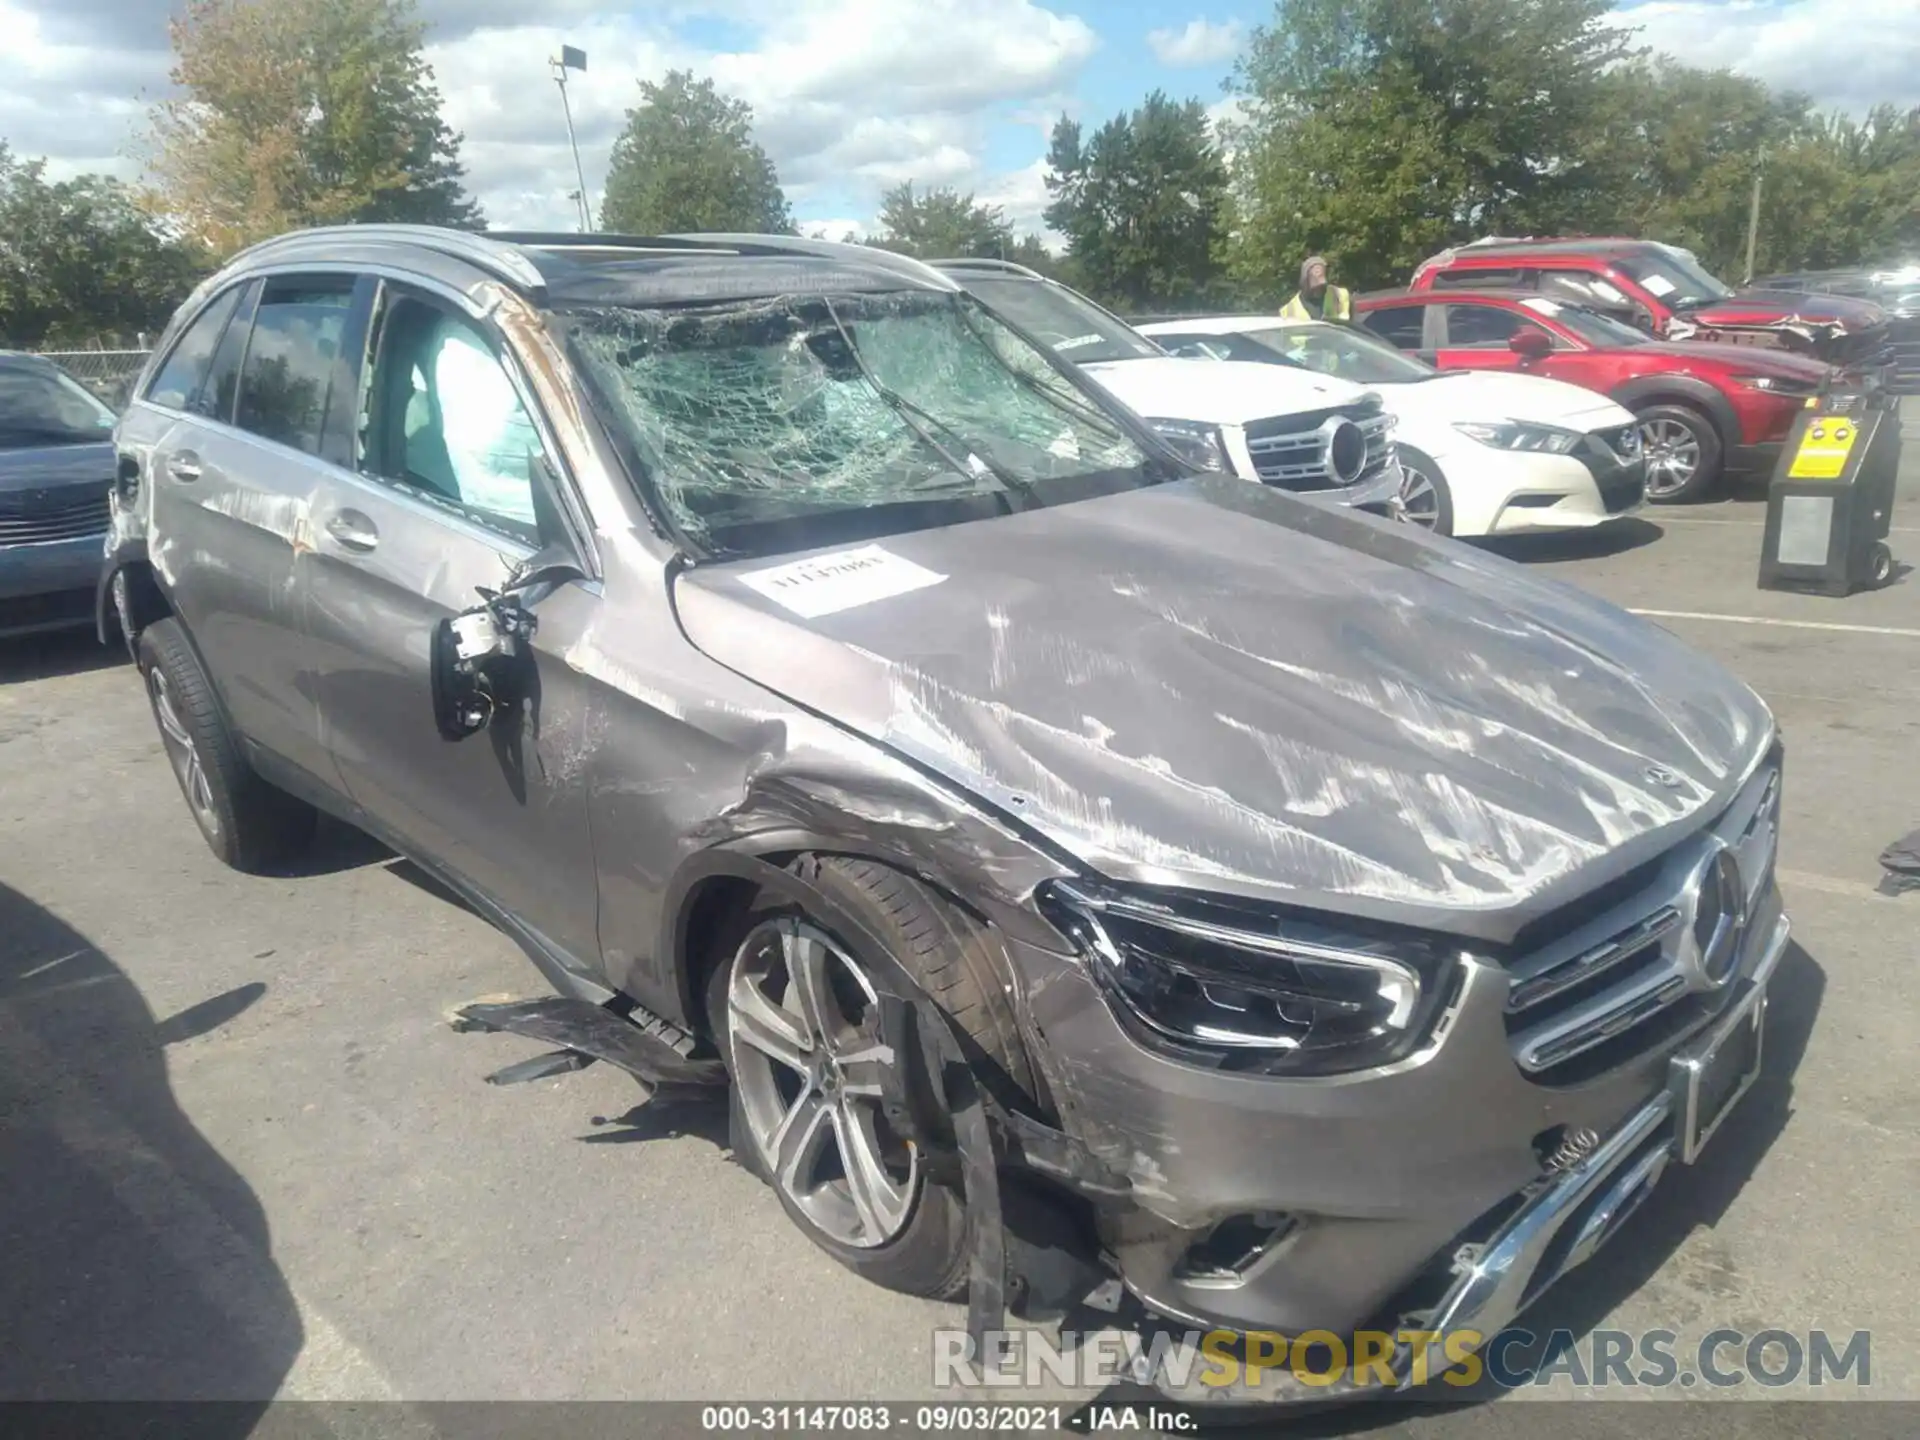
[[4, 0, 1917, 241]]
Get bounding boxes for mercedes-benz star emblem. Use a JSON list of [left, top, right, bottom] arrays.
[[1682, 840, 1746, 986], [1318, 417, 1368, 485]]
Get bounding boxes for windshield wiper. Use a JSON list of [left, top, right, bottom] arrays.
[[820, 297, 1038, 511]]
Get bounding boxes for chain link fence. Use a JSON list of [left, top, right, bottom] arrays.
[[31, 349, 153, 411]]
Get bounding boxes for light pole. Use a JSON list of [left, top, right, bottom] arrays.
[[551, 45, 593, 232], [1743, 143, 1768, 286]]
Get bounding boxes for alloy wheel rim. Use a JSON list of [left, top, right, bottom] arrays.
[[1395, 462, 1441, 529], [1640, 418, 1701, 497], [726, 918, 919, 1249], [148, 668, 220, 840]]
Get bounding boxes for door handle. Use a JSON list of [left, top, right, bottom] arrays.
[[165, 451, 202, 484], [325, 510, 379, 552]]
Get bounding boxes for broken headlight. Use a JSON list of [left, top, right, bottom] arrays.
[[1039, 881, 1458, 1076], [1147, 417, 1229, 472]]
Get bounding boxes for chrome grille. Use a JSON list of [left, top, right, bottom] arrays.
[[0, 487, 112, 548], [1243, 408, 1394, 491], [1505, 749, 1782, 1083]]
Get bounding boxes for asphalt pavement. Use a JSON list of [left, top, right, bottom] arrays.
[[2, 424, 1918, 1433]]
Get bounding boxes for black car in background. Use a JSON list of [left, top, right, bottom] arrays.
[[1754, 265, 1920, 394], [0, 352, 119, 637]]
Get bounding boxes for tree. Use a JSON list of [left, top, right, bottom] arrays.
[[871, 182, 1012, 259], [601, 72, 792, 235], [1, 145, 204, 347], [145, 0, 482, 256], [1227, 0, 1641, 293], [1044, 92, 1230, 311]]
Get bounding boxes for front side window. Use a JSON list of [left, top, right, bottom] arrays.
[[954, 275, 1162, 365], [1359, 304, 1428, 351], [235, 278, 355, 458], [1443, 304, 1556, 350], [563, 289, 1154, 559], [0, 363, 118, 450], [146, 286, 243, 413], [360, 295, 551, 545]]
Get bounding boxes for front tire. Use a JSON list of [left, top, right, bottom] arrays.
[[1391, 448, 1454, 535], [1636, 403, 1723, 503], [137, 617, 317, 873], [708, 855, 1032, 1298]]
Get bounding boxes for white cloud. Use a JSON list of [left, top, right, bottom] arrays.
[[1613, 0, 1920, 114], [1146, 17, 1242, 69], [421, 0, 1096, 229]]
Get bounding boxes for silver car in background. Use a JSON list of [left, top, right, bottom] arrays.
[[103, 226, 1788, 1401]]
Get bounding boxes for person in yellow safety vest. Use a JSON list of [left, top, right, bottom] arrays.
[[1280, 255, 1352, 323]]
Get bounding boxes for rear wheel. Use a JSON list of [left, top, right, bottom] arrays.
[[1636, 404, 1723, 503], [137, 617, 317, 873], [709, 855, 1031, 1298]]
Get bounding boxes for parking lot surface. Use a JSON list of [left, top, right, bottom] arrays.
[[3, 433, 1918, 1431]]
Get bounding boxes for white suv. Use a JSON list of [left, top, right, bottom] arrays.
[[935, 261, 1406, 513]]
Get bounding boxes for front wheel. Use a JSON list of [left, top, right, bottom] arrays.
[[1390, 449, 1454, 535], [1636, 404, 1723, 503], [709, 855, 1032, 1298]]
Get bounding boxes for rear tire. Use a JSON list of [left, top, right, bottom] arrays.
[[137, 617, 317, 873], [1636, 403, 1723, 503], [708, 854, 1031, 1299]]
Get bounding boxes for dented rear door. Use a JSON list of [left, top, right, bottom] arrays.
[[141, 273, 356, 788]]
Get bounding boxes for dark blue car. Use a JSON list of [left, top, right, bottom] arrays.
[[0, 351, 119, 637]]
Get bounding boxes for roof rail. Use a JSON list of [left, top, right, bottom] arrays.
[[489, 231, 753, 255], [928, 257, 1047, 281], [224, 224, 550, 297], [661, 233, 962, 289]]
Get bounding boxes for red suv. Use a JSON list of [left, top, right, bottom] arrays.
[[1410, 238, 1889, 374], [1355, 288, 1831, 501]]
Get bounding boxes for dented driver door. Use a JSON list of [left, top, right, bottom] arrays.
[[301, 280, 604, 970]]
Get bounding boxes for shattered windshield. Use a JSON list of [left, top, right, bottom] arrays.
[[562, 290, 1155, 558], [953, 275, 1163, 365]]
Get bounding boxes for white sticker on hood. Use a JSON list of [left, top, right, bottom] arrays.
[[737, 544, 947, 618]]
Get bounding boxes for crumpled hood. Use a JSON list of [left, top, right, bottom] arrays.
[[1081, 355, 1377, 427], [673, 478, 1771, 942], [1676, 288, 1887, 335], [0, 440, 115, 496]]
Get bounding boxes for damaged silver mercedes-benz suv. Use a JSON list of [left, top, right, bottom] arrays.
[[103, 227, 1786, 1400]]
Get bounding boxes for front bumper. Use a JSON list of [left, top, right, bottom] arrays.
[[1007, 881, 1788, 1394], [1438, 448, 1645, 536], [0, 533, 107, 636]]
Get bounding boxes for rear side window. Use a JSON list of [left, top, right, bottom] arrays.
[[235, 278, 356, 458], [1443, 304, 1556, 349], [1360, 304, 1428, 351], [146, 287, 243, 413]]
